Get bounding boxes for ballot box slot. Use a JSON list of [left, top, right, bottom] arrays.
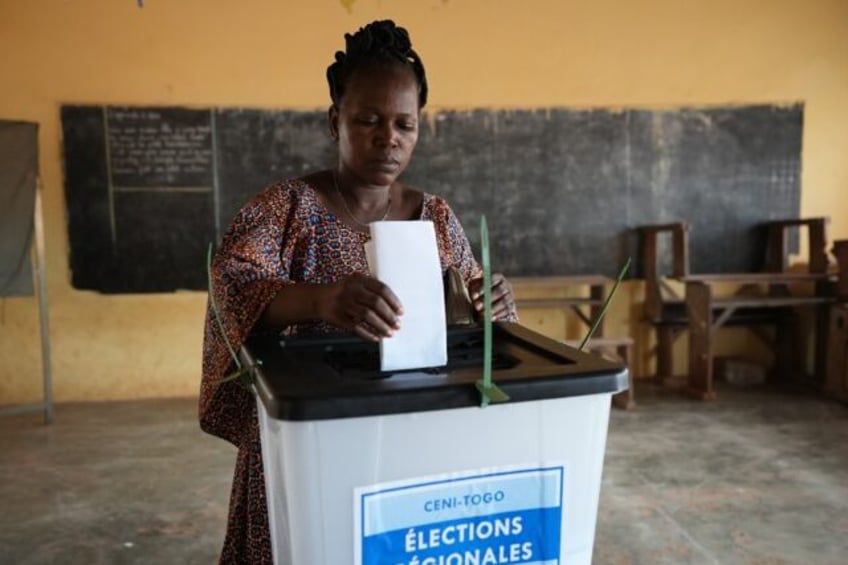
[[279, 326, 519, 380]]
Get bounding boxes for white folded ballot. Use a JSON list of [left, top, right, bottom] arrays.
[[364, 221, 447, 372]]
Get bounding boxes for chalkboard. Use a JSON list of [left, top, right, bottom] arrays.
[[62, 107, 215, 292], [61, 104, 801, 293]]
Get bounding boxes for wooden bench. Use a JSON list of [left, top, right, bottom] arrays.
[[639, 217, 833, 399], [514, 275, 636, 409], [513, 275, 610, 335]]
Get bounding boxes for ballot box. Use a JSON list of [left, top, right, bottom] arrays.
[[241, 323, 628, 565]]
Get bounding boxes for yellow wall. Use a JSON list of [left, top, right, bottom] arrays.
[[1, 0, 846, 404]]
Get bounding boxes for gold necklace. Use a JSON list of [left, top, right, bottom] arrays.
[[332, 171, 392, 227]]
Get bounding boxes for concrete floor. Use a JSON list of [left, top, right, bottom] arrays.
[[1, 383, 847, 564]]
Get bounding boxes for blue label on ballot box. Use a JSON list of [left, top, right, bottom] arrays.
[[354, 466, 563, 565]]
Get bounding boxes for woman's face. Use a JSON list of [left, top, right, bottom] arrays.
[[330, 64, 420, 188]]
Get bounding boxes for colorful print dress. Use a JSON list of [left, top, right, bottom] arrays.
[[200, 178, 515, 563]]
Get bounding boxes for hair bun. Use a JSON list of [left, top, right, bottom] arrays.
[[373, 20, 412, 54], [345, 20, 412, 58], [327, 19, 428, 108]]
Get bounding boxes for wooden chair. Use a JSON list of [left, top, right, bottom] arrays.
[[639, 218, 832, 398], [640, 223, 691, 383], [764, 218, 833, 382], [764, 218, 829, 274]]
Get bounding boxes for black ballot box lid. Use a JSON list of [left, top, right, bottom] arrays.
[[241, 322, 628, 421]]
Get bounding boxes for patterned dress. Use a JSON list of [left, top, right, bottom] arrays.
[[200, 178, 515, 563]]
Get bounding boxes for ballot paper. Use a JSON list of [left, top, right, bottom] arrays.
[[365, 221, 447, 371]]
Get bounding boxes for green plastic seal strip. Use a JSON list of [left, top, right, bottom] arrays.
[[577, 256, 632, 352], [475, 216, 510, 407]]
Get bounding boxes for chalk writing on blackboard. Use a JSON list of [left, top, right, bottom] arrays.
[[106, 107, 213, 187]]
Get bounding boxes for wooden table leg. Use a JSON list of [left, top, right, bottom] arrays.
[[773, 309, 798, 383], [813, 279, 831, 383], [825, 305, 848, 402], [686, 281, 717, 400], [656, 326, 676, 384]]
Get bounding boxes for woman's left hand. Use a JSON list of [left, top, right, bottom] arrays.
[[469, 273, 515, 321]]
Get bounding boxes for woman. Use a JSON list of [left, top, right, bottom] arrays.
[[201, 20, 517, 563]]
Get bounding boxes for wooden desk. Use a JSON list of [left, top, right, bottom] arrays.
[[639, 217, 834, 398], [679, 272, 833, 399]]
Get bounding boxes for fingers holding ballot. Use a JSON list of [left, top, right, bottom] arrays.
[[469, 273, 516, 322]]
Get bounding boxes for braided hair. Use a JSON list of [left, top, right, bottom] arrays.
[[326, 20, 428, 109]]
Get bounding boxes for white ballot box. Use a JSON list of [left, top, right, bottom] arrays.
[[242, 323, 628, 565]]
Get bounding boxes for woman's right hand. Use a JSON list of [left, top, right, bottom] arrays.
[[322, 273, 403, 341]]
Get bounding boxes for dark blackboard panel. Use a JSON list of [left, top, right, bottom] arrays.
[[111, 191, 214, 292], [62, 106, 216, 292], [405, 109, 635, 275], [214, 109, 336, 232], [407, 107, 801, 277], [61, 103, 802, 293], [630, 106, 802, 275], [61, 106, 115, 289]]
